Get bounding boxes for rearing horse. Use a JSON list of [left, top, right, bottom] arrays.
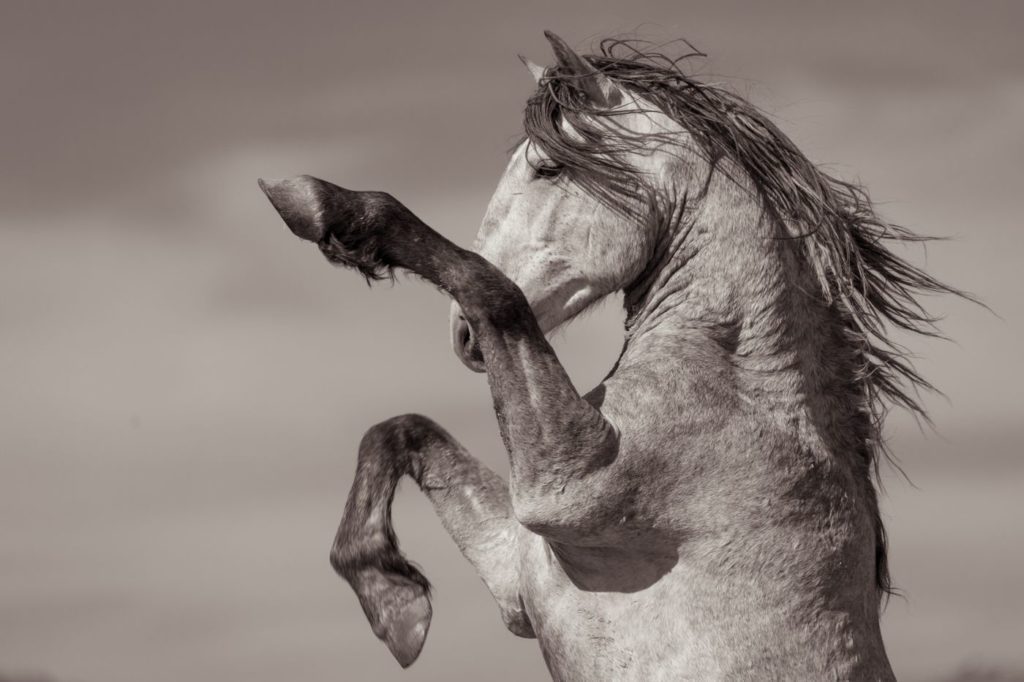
[[260, 33, 961, 680]]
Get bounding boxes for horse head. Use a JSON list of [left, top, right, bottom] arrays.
[[450, 32, 691, 372]]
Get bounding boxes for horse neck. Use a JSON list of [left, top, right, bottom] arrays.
[[620, 166, 868, 458], [617, 163, 886, 627]]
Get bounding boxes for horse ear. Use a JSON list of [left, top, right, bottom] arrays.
[[543, 30, 621, 107], [518, 54, 547, 84]]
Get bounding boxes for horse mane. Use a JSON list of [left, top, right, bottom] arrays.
[[523, 38, 975, 597]]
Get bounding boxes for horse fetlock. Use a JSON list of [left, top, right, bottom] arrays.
[[259, 174, 397, 281], [318, 229, 394, 283]]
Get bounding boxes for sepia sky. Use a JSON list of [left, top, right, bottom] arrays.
[[1, 2, 1022, 681]]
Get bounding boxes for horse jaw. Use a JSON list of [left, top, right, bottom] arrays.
[[524, 277, 601, 335]]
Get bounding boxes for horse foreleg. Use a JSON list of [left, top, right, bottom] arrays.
[[260, 176, 621, 540], [330, 413, 532, 668]]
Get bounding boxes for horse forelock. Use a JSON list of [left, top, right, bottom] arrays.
[[521, 37, 977, 598]]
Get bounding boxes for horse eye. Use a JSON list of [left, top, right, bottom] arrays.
[[534, 162, 564, 180]]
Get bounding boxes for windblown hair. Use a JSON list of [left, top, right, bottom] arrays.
[[523, 38, 973, 597]]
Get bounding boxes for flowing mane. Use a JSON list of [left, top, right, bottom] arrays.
[[523, 38, 971, 597]]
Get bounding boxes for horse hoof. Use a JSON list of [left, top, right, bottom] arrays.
[[379, 589, 432, 667], [258, 175, 331, 242], [340, 564, 433, 668], [260, 175, 398, 281]]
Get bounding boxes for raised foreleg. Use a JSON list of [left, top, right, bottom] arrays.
[[331, 413, 532, 667], [259, 176, 626, 542]]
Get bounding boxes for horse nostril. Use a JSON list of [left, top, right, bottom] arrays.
[[457, 321, 472, 350], [468, 340, 483, 364], [460, 321, 483, 360], [451, 314, 485, 372]]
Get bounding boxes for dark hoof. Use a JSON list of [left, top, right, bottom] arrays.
[[259, 175, 396, 281], [258, 175, 344, 242]]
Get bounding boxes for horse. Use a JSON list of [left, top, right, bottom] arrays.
[[259, 31, 964, 680]]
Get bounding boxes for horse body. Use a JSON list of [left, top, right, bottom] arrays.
[[510, 164, 890, 679], [257, 32, 961, 680]]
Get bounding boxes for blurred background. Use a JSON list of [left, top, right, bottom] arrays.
[[1, 1, 1021, 680]]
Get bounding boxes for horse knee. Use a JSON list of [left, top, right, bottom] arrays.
[[511, 492, 569, 537], [449, 253, 531, 325], [511, 486, 618, 544]]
